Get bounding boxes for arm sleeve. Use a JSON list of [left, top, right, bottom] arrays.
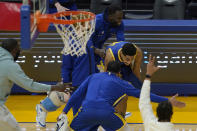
[[7, 63, 51, 92], [116, 22, 125, 41], [61, 54, 73, 83], [123, 80, 168, 102], [63, 76, 90, 113], [139, 80, 157, 123]]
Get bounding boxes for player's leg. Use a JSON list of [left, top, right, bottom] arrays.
[[36, 91, 70, 127], [114, 95, 128, 118], [0, 105, 21, 131], [36, 102, 48, 128], [102, 112, 127, 131], [119, 123, 131, 131], [114, 65, 142, 119]]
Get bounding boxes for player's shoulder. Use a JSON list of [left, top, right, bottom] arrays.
[[9, 61, 21, 71], [96, 14, 103, 21], [91, 72, 104, 79]]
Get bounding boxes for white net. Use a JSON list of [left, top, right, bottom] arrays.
[[53, 12, 95, 56]]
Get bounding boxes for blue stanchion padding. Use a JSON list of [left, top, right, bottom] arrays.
[[48, 19, 197, 32], [20, 4, 31, 50], [10, 82, 197, 96], [151, 83, 197, 96], [123, 20, 197, 32]]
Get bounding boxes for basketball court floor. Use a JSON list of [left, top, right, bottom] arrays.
[[6, 95, 197, 131]]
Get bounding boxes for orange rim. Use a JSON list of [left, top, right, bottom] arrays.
[[35, 11, 95, 32]]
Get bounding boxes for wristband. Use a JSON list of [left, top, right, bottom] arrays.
[[145, 74, 151, 78]]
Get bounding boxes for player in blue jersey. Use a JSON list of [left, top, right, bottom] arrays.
[[36, 0, 80, 128], [103, 41, 142, 117], [90, 5, 125, 71], [91, 5, 124, 49], [105, 41, 142, 81], [36, 4, 125, 128], [60, 61, 185, 131]]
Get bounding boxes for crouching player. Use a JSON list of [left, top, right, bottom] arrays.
[[56, 61, 185, 131]]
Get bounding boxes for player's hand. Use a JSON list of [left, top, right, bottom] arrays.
[[146, 54, 160, 76], [57, 112, 66, 121], [51, 82, 71, 92], [63, 83, 77, 93], [55, 2, 70, 12], [169, 94, 186, 108], [94, 47, 106, 59]]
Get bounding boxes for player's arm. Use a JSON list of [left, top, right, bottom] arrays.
[[104, 49, 115, 72], [93, 47, 106, 59], [61, 54, 73, 84], [116, 22, 125, 41], [54, 0, 69, 12], [132, 46, 143, 80], [139, 54, 185, 108], [121, 81, 168, 102], [63, 76, 91, 114], [139, 79, 157, 123], [7, 63, 66, 92]]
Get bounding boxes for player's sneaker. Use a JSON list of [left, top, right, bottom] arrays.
[[125, 112, 132, 118], [36, 104, 47, 128]]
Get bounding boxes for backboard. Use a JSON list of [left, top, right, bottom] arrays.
[[20, 0, 48, 50]]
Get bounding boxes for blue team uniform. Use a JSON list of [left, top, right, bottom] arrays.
[[89, 11, 125, 68], [63, 72, 168, 131], [61, 42, 96, 88], [90, 13, 125, 49], [41, 41, 96, 114], [49, 0, 77, 13], [106, 41, 169, 103], [107, 41, 143, 89]]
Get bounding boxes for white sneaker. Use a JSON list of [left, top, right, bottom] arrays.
[[125, 112, 132, 118], [36, 104, 47, 128]]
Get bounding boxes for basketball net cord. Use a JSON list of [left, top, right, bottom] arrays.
[[53, 13, 95, 56]]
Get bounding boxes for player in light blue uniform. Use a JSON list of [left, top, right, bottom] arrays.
[[0, 39, 67, 131]]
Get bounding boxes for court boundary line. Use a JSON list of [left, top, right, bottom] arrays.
[[18, 122, 197, 125]]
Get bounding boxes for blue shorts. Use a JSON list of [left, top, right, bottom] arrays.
[[70, 106, 125, 131]]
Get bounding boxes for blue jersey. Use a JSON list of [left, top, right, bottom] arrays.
[[107, 41, 130, 61], [90, 13, 125, 66], [63, 72, 168, 113], [90, 13, 125, 49], [61, 41, 96, 87], [107, 41, 143, 87]]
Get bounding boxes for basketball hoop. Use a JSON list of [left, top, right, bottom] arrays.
[[35, 11, 95, 56]]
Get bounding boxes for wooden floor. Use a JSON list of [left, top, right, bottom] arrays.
[[18, 123, 197, 131], [5, 95, 197, 130]]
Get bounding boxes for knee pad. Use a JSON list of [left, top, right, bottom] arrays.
[[41, 91, 70, 112]]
